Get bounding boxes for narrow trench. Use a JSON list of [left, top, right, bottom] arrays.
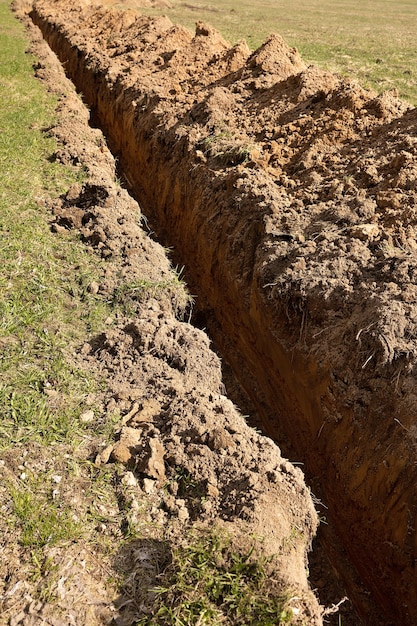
[[77, 62, 358, 624], [116, 161, 361, 624], [183, 304, 361, 626], [29, 10, 398, 624], [110, 72, 358, 626]]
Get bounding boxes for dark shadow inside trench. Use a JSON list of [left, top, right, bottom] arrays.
[[186, 308, 360, 626]]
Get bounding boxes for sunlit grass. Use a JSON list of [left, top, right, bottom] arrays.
[[9, 471, 83, 548], [138, 527, 293, 625], [0, 0, 112, 447]]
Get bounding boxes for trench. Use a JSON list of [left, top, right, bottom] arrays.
[[28, 4, 417, 624]]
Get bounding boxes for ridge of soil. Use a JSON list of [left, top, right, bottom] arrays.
[[21, 0, 417, 622], [3, 3, 325, 624]]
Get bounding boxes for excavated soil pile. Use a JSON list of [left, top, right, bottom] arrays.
[[26, 0, 417, 622], [4, 5, 325, 625]]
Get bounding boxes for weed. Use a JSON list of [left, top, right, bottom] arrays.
[[30, 552, 57, 584], [170, 466, 207, 514], [197, 132, 255, 167], [281, 525, 305, 552], [139, 527, 293, 625], [173, 466, 199, 494]]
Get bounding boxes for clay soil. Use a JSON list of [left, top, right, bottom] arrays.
[[9, 0, 417, 624]]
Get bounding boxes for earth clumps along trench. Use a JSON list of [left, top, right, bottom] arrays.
[[9, 3, 326, 625], [26, 0, 417, 623]]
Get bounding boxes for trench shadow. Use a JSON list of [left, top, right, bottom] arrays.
[[111, 536, 172, 625]]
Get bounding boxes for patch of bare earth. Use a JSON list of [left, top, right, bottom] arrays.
[[1, 5, 324, 625]]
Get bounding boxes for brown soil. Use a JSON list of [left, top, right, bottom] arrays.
[[11, 0, 417, 623], [2, 3, 325, 625]]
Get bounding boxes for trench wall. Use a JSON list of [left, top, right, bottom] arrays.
[[30, 2, 417, 623]]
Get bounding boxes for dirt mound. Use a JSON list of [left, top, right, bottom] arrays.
[[4, 3, 324, 624], [25, 0, 417, 622]]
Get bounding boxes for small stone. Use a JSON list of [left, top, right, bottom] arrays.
[[121, 471, 137, 487], [129, 399, 161, 425], [95, 444, 114, 466], [207, 429, 235, 450], [139, 437, 166, 482], [119, 427, 142, 447], [143, 478, 156, 494], [88, 281, 100, 294], [350, 223, 380, 241], [80, 410, 95, 423], [111, 443, 132, 464]]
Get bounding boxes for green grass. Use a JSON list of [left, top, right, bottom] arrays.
[[197, 128, 256, 167], [0, 1, 113, 447], [8, 471, 83, 548], [129, 0, 417, 104], [138, 528, 293, 626], [114, 268, 192, 316]]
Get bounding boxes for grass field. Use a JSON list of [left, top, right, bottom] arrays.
[[122, 0, 417, 104]]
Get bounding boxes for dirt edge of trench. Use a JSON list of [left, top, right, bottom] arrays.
[[23, 0, 417, 623]]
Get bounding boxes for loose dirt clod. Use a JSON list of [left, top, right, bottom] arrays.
[[14, 0, 417, 622]]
